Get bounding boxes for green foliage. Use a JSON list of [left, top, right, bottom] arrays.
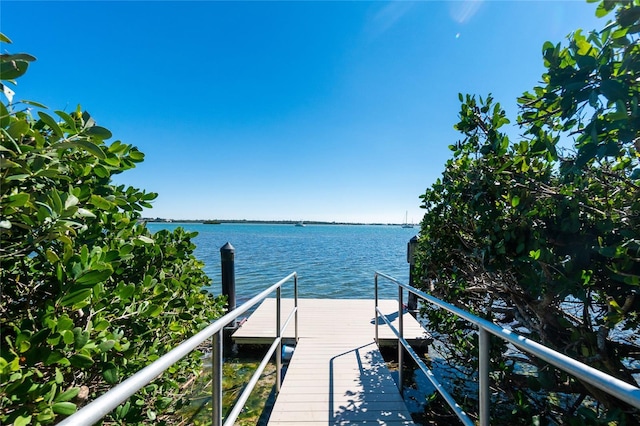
[[416, 1, 639, 423], [0, 34, 226, 424]]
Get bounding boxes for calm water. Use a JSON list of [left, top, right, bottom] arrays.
[[146, 222, 418, 304]]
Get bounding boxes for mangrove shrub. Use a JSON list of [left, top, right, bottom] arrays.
[[0, 34, 226, 425], [415, 1, 639, 423]]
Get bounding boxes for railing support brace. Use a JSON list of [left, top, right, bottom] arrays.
[[276, 287, 282, 392], [212, 330, 223, 426], [407, 236, 418, 317], [294, 274, 299, 343], [479, 328, 490, 426], [398, 285, 404, 396], [374, 274, 379, 344]]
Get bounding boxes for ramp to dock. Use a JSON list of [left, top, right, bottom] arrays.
[[232, 299, 426, 425]]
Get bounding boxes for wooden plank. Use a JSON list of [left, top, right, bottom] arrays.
[[232, 298, 429, 346], [268, 339, 416, 425], [230, 298, 420, 425]]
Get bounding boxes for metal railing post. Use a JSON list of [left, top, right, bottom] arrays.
[[374, 273, 379, 344], [479, 327, 490, 426], [294, 273, 299, 343], [212, 329, 223, 426], [407, 236, 418, 316], [398, 285, 404, 395], [276, 286, 282, 392]]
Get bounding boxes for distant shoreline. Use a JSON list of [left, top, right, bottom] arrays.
[[142, 218, 410, 227]]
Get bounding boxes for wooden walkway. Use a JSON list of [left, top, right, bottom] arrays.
[[232, 299, 429, 425]]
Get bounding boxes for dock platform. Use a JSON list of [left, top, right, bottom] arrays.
[[232, 298, 429, 425]]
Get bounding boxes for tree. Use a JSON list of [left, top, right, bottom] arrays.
[[0, 34, 226, 425], [415, 1, 639, 423]]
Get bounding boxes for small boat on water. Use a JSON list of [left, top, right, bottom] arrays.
[[295, 221, 305, 227], [401, 211, 413, 228]]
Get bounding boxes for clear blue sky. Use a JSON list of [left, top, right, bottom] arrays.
[[2, 1, 602, 223]]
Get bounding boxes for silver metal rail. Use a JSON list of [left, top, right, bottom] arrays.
[[374, 271, 640, 426], [59, 272, 298, 426]]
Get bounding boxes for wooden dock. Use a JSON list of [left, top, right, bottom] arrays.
[[232, 298, 429, 425]]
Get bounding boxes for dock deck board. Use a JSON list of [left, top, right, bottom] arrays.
[[232, 298, 429, 345], [232, 299, 426, 425]]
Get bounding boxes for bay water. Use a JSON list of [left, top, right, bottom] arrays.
[[146, 222, 419, 304]]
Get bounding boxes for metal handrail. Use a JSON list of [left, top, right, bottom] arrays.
[[59, 272, 298, 426], [374, 271, 640, 426]]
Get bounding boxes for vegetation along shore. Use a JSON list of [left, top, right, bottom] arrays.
[[1, 0, 638, 424]]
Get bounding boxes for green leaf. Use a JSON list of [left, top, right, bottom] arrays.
[[68, 354, 94, 369], [103, 156, 120, 167], [0, 101, 10, 127], [37, 111, 64, 137], [595, 2, 611, 18], [116, 283, 135, 300], [52, 401, 77, 415], [85, 125, 112, 140], [14, 415, 32, 426], [7, 119, 29, 139], [55, 110, 77, 132], [36, 410, 55, 422], [575, 142, 598, 168], [43, 350, 62, 366], [103, 367, 119, 384], [49, 189, 63, 214], [73, 328, 89, 349], [129, 149, 144, 161], [0, 59, 29, 80], [21, 99, 48, 108], [115, 401, 131, 419], [57, 315, 74, 331], [18, 338, 30, 353], [45, 249, 60, 263], [64, 194, 79, 210], [61, 330, 74, 345], [90, 194, 113, 210], [94, 319, 110, 331], [0, 33, 12, 43], [75, 269, 112, 286], [54, 388, 80, 402], [76, 208, 96, 218], [59, 289, 92, 307], [6, 192, 29, 207], [147, 409, 157, 421], [93, 165, 109, 178], [75, 140, 106, 159], [98, 340, 115, 352], [137, 235, 154, 244], [1, 53, 37, 62], [4, 173, 29, 181], [143, 304, 163, 317], [617, 6, 640, 27], [600, 79, 626, 102]]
